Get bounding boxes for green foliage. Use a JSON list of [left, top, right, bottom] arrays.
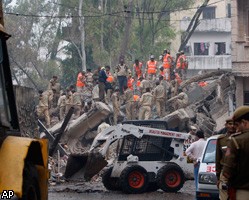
[[4, 0, 195, 89]]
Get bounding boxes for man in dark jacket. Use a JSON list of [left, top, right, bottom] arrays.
[[98, 67, 108, 103]]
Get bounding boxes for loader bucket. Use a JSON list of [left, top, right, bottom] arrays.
[[83, 151, 108, 181], [64, 154, 88, 179]]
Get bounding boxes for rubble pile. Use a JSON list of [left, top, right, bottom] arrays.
[[164, 71, 234, 135], [45, 70, 235, 184]]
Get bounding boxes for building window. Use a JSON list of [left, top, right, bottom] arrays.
[[227, 3, 231, 18], [215, 42, 226, 55], [194, 43, 209, 55], [244, 92, 249, 105], [202, 7, 216, 19]]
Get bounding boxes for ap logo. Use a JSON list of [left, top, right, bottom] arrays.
[[1, 190, 14, 199]]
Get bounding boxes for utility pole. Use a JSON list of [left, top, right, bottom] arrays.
[[79, 0, 86, 71]]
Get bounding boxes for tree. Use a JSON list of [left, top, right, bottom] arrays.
[[178, 0, 210, 52], [3, 0, 195, 90]]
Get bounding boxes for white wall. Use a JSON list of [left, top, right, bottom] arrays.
[[187, 32, 231, 56]]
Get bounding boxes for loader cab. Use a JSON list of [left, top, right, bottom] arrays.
[[120, 120, 174, 161], [0, 28, 20, 142]]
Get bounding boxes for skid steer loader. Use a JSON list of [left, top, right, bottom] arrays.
[[65, 120, 194, 194]]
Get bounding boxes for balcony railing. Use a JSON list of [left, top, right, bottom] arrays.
[[180, 18, 231, 32], [187, 55, 231, 70]]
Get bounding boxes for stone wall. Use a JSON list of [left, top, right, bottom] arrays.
[[13, 85, 39, 138]]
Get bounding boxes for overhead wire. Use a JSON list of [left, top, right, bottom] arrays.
[[4, 0, 226, 20]]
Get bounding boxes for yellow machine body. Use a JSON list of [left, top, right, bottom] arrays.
[[0, 136, 49, 199]]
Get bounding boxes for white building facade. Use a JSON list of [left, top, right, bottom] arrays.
[[171, 0, 232, 71]]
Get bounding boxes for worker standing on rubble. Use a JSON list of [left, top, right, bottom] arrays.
[[57, 92, 67, 121], [76, 71, 86, 93], [111, 87, 121, 125], [146, 55, 158, 81], [92, 80, 100, 102], [169, 73, 179, 98], [36, 89, 53, 128], [163, 50, 173, 81], [71, 89, 82, 119], [133, 94, 140, 120], [138, 88, 153, 120], [215, 117, 236, 200], [123, 85, 135, 120], [153, 80, 166, 118], [172, 89, 188, 110], [105, 65, 114, 104], [85, 68, 94, 87], [127, 72, 134, 91], [48, 75, 61, 107], [176, 51, 188, 80], [222, 106, 249, 200], [115, 58, 130, 94], [133, 59, 143, 81], [65, 86, 74, 114], [139, 76, 151, 94], [186, 130, 206, 197], [159, 66, 166, 80], [98, 66, 108, 103]]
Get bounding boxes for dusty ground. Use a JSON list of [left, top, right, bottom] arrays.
[[48, 180, 195, 200]]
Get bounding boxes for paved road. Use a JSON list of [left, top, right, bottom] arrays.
[[48, 180, 195, 200]]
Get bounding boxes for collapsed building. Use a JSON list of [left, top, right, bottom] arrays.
[[37, 70, 235, 183], [13, 70, 235, 184]]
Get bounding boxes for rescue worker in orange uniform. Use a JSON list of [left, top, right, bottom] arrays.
[[146, 55, 158, 81], [76, 71, 86, 93], [133, 59, 143, 81], [105, 65, 114, 104], [127, 73, 134, 91], [159, 66, 166, 80], [176, 51, 188, 80], [163, 50, 173, 81], [175, 72, 183, 85]]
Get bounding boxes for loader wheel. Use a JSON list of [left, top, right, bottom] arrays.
[[120, 165, 148, 194], [21, 162, 41, 200], [156, 163, 185, 193], [102, 167, 121, 191]]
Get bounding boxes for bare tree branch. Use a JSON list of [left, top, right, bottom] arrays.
[[10, 56, 39, 90]]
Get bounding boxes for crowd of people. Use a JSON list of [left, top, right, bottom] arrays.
[[35, 48, 249, 199], [36, 49, 189, 127]]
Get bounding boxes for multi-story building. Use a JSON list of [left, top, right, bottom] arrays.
[[231, 0, 249, 106], [170, 0, 232, 73]]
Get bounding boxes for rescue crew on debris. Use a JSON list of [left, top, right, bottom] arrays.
[[37, 50, 193, 124], [146, 55, 158, 81]]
